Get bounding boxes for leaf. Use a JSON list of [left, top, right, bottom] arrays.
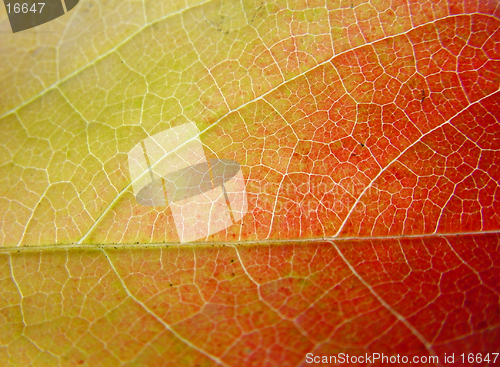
[[0, 0, 499, 365]]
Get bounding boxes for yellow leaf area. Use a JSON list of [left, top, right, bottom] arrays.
[[0, 0, 500, 366]]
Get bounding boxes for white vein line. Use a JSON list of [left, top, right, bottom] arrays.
[[16, 183, 52, 247], [100, 248, 229, 367], [444, 237, 500, 297], [7, 254, 61, 362], [333, 90, 500, 237], [264, 101, 301, 238], [7, 253, 26, 326], [329, 241, 442, 365], [232, 245, 311, 339]]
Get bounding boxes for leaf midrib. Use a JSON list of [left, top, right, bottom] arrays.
[[3, 230, 499, 252]]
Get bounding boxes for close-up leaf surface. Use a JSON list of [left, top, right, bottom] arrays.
[[0, 0, 499, 365]]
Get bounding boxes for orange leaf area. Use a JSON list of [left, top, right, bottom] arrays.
[[1, 234, 499, 366]]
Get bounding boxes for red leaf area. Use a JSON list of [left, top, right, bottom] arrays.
[[234, 13, 500, 241]]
